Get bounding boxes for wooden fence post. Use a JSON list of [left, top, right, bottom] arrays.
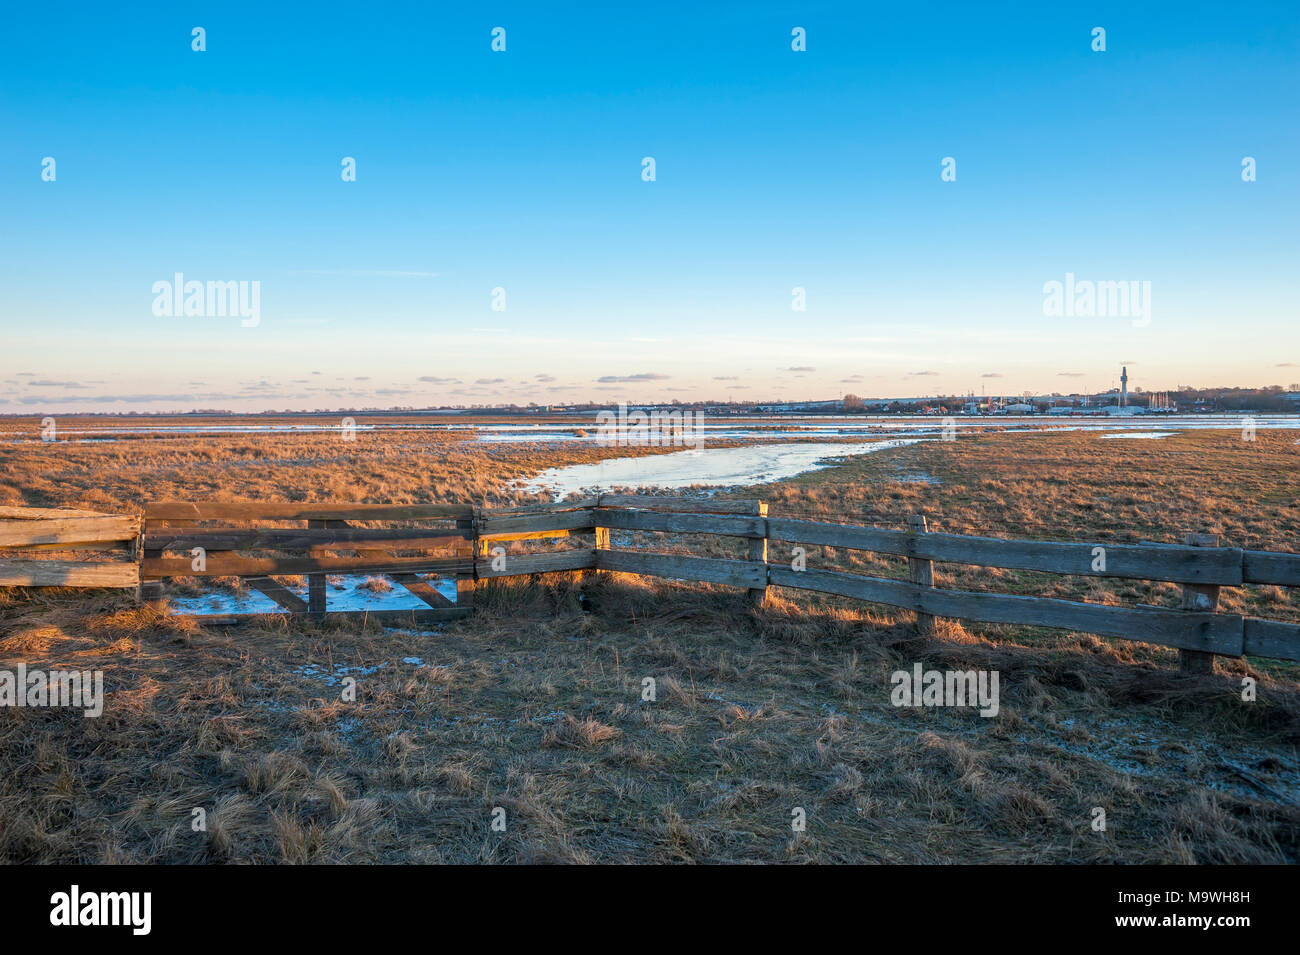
[[585, 507, 610, 598], [131, 526, 144, 606], [306, 519, 327, 615], [748, 502, 769, 607], [907, 514, 936, 637], [1179, 532, 1220, 674], [456, 510, 477, 610]]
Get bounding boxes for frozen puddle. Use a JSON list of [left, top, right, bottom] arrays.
[[522, 438, 926, 498], [167, 573, 458, 616], [1100, 432, 1176, 440], [293, 658, 441, 687], [293, 661, 387, 686]]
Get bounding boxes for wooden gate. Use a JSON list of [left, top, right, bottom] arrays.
[[140, 501, 475, 624]]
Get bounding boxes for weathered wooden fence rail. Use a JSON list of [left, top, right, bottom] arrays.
[[761, 512, 1300, 667], [3, 495, 1299, 668], [0, 507, 141, 590]]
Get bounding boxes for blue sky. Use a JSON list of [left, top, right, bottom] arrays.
[[1, 1, 1297, 411]]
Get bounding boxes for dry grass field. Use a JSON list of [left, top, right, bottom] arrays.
[[0, 420, 1297, 863]]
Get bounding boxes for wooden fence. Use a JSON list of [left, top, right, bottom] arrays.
[[447, 494, 1300, 669], [3, 495, 1299, 669]]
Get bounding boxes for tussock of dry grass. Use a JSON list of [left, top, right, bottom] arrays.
[[544, 716, 620, 748]]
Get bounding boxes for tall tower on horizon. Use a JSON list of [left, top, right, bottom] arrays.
[[1121, 366, 1128, 408]]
